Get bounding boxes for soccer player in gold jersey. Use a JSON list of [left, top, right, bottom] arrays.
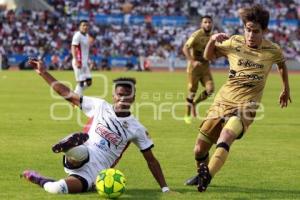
[[185, 5, 291, 192], [183, 16, 214, 124]]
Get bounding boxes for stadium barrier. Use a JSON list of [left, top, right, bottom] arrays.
[[76, 13, 188, 26], [76, 13, 299, 28], [6, 54, 300, 70]]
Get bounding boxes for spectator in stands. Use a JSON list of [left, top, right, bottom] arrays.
[[100, 51, 111, 71], [50, 54, 62, 70], [0, 0, 299, 70]]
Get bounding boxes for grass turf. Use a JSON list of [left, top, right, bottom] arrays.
[[0, 70, 299, 200]]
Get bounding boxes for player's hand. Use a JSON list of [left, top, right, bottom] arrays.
[[211, 33, 230, 43], [191, 60, 201, 68], [279, 89, 291, 108], [28, 58, 46, 75]]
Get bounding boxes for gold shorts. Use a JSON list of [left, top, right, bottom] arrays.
[[198, 102, 257, 143], [187, 62, 213, 93]]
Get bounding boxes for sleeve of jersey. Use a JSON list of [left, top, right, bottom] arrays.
[[132, 127, 154, 152], [215, 36, 233, 58], [185, 30, 200, 48], [273, 45, 286, 64], [72, 32, 80, 46], [80, 96, 104, 118]]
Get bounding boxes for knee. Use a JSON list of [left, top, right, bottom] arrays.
[[65, 145, 89, 163], [188, 83, 197, 95], [194, 145, 208, 157], [193, 145, 201, 155], [194, 145, 209, 164], [217, 129, 238, 146], [194, 132, 213, 156], [205, 82, 214, 95], [223, 116, 243, 138]]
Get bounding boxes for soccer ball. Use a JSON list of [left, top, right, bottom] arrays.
[[95, 168, 126, 199]]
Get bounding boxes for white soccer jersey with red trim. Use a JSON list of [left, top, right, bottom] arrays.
[[80, 96, 153, 168], [72, 31, 89, 67]]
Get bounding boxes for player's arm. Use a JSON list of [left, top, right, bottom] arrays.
[[71, 44, 81, 68], [277, 61, 291, 108], [28, 59, 80, 106], [142, 149, 170, 192], [182, 43, 196, 63], [203, 33, 229, 60], [182, 44, 202, 68], [71, 32, 81, 68], [182, 33, 201, 68]]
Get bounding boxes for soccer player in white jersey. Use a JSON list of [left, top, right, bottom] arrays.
[[21, 59, 170, 194], [72, 20, 92, 96]]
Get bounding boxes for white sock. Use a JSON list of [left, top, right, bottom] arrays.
[[74, 84, 83, 96], [43, 179, 68, 194]]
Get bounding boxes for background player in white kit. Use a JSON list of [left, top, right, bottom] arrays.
[[72, 20, 92, 96], [22, 59, 170, 194]]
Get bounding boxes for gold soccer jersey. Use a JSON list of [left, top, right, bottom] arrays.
[[214, 35, 285, 105], [185, 28, 212, 65]]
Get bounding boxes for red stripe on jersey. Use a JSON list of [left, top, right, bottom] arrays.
[[76, 44, 82, 66], [110, 142, 131, 168], [83, 117, 93, 133]]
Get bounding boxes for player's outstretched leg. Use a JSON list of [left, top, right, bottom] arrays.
[[185, 97, 194, 124], [191, 102, 197, 118], [194, 90, 208, 105], [21, 170, 55, 187], [22, 170, 69, 194], [197, 163, 212, 192], [52, 132, 89, 153], [185, 152, 209, 186]]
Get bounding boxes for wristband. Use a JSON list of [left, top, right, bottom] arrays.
[[161, 186, 170, 193]]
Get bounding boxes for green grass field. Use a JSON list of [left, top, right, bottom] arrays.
[[0, 70, 300, 200]]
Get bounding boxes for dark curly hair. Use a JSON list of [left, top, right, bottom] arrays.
[[113, 77, 136, 90], [239, 4, 269, 30]]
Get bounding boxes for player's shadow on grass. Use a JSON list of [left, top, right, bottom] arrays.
[[208, 185, 300, 198], [119, 189, 164, 199], [81, 189, 164, 199]]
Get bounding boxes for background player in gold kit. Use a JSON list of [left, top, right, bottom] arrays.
[[183, 16, 214, 124], [185, 5, 291, 192]]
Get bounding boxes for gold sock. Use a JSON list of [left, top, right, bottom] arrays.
[[208, 145, 229, 177]]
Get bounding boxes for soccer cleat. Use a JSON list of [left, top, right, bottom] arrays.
[[21, 170, 43, 185], [184, 115, 192, 124], [197, 163, 212, 192], [184, 175, 199, 186], [52, 132, 89, 153]]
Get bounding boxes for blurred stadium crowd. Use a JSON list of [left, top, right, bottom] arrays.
[[0, 0, 300, 70]]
